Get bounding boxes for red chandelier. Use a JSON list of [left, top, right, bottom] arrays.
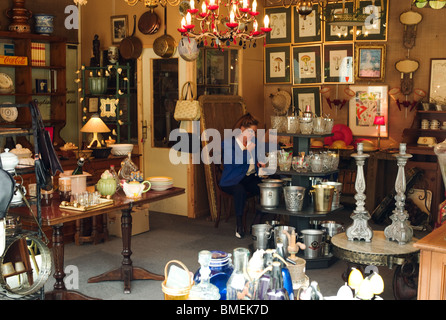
[[178, 0, 272, 49]]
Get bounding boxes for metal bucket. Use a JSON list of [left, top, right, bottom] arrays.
[[310, 185, 335, 212], [321, 182, 342, 209], [300, 229, 324, 259], [252, 224, 272, 250], [283, 186, 305, 212], [321, 221, 344, 238], [258, 183, 282, 209], [274, 225, 295, 257]]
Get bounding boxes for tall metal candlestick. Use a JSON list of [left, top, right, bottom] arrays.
[[346, 143, 374, 242], [384, 143, 413, 245]]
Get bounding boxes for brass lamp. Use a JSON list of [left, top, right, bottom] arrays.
[[80, 114, 110, 148], [373, 115, 385, 150]]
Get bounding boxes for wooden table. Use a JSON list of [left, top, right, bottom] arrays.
[[12, 187, 185, 300]]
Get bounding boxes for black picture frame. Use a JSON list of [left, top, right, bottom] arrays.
[[292, 44, 322, 85], [355, 0, 388, 41], [265, 46, 291, 84], [265, 6, 292, 45], [293, 4, 322, 44], [292, 86, 321, 116], [323, 43, 354, 83], [324, 1, 354, 42]]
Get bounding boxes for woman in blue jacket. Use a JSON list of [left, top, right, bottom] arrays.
[[219, 113, 267, 239]]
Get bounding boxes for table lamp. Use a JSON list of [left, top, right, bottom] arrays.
[[373, 115, 385, 149], [81, 114, 110, 148]]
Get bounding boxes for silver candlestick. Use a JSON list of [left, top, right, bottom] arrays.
[[346, 143, 374, 242], [384, 143, 413, 245]]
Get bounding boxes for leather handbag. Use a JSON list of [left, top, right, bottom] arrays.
[[174, 81, 200, 121]]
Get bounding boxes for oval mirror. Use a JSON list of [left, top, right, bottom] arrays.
[[0, 234, 51, 296]]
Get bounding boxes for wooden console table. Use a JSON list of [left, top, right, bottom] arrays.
[[11, 187, 185, 299]]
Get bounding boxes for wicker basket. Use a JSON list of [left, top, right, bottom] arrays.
[[161, 260, 193, 300]]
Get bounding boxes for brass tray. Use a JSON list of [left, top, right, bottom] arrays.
[[59, 198, 114, 212]]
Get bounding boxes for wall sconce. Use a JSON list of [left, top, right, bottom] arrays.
[[389, 87, 426, 117], [320, 85, 355, 115], [373, 115, 385, 150]]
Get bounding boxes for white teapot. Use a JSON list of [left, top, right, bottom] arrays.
[[0, 148, 19, 173], [123, 180, 151, 199]]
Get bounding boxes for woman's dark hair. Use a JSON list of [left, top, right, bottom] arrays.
[[232, 112, 259, 130]]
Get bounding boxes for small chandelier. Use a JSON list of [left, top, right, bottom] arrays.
[[178, 0, 272, 49]]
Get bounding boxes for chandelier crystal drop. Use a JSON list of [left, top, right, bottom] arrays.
[[178, 0, 272, 49]]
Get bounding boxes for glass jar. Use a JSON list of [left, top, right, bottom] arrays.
[[189, 250, 221, 300], [310, 154, 323, 173], [324, 117, 334, 134], [313, 117, 325, 134], [194, 250, 233, 300], [299, 117, 313, 134], [226, 248, 251, 300]]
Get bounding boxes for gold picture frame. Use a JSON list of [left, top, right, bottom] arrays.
[[354, 43, 386, 82], [111, 15, 128, 44]]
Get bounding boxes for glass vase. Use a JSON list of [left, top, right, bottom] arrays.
[[226, 248, 252, 300]]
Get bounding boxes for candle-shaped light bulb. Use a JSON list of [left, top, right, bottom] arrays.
[[399, 143, 406, 155], [252, 0, 257, 12], [181, 17, 186, 28], [253, 19, 258, 31], [264, 15, 269, 28], [230, 9, 235, 23], [202, 1, 206, 12], [186, 12, 192, 25], [209, 0, 215, 6], [190, 0, 194, 9], [243, 0, 248, 8]]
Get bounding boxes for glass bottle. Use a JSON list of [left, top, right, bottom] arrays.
[[226, 247, 252, 300], [266, 261, 289, 300], [189, 250, 220, 300], [109, 164, 120, 190], [193, 250, 233, 300], [118, 152, 138, 180], [72, 157, 85, 175]]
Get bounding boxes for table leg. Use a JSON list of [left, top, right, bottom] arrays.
[[45, 224, 99, 300], [88, 204, 164, 294]]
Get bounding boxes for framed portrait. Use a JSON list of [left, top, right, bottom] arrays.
[[355, 0, 388, 41], [293, 4, 322, 44], [324, 1, 354, 42], [292, 86, 321, 116], [265, 6, 292, 44], [355, 44, 386, 82], [265, 46, 291, 84], [292, 45, 322, 85], [89, 97, 99, 113], [206, 49, 229, 85], [111, 15, 128, 44], [323, 43, 354, 84], [348, 85, 388, 137], [428, 58, 446, 105]]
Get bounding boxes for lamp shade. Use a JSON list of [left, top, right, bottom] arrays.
[[81, 114, 110, 133], [373, 115, 385, 126]]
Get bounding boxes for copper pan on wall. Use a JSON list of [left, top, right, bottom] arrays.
[[138, 8, 160, 35], [153, 6, 176, 58], [120, 15, 143, 60]]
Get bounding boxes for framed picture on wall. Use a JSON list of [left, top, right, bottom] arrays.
[[292, 86, 321, 116], [429, 58, 446, 105], [111, 15, 128, 44], [324, 1, 354, 42], [355, 43, 386, 82], [206, 49, 229, 85], [323, 43, 354, 83], [348, 85, 388, 137], [292, 45, 322, 85], [355, 0, 389, 41], [265, 46, 291, 84], [265, 6, 292, 44], [293, 4, 322, 44]]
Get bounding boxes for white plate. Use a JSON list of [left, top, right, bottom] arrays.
[[0, 73, 14, 93], [0, 102, 18, 122]]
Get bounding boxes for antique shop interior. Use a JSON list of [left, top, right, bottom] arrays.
[[0, 0, 446, 302]]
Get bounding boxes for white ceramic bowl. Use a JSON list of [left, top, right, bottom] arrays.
[[110, 144, 134, 156]]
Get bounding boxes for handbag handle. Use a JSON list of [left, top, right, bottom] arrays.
[[181, 81, 196, 101]]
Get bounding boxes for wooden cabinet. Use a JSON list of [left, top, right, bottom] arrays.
[[0, 31, 66, 149], [414, 223, 446, 300]]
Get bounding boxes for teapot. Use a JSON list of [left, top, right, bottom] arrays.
[[123, 180, 151, 199], [0, 148, 19, 173]]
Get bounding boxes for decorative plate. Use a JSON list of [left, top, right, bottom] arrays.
[[178, 37, 200, 62], [0, 102, 18, 122], [0, 73, 14, 94]]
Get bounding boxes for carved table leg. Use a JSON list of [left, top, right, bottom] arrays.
[[88, 203, 164, 294], [45, 224, 99, 300]]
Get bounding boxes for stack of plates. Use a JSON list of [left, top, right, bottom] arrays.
[[148, 176, 173, 191]]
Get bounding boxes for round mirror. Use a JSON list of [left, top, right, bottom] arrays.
[[0, 234, 51, 296]]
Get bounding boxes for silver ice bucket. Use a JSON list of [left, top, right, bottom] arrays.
[[283, 186, 305, 212]]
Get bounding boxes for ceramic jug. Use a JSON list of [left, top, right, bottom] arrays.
[[123, 180, 151, 198], [11, 183, 26, 204], [5, 0, 32, 33]]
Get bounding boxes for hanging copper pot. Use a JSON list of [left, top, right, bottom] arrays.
[[138, 8, 161, 35], [5, 0, 32, 33], [120, 15, 143, 60], [153, 7, 177, 58]]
